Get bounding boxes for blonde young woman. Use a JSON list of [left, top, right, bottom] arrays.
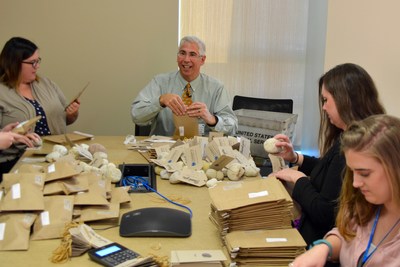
[[291, 114, 400, 267]]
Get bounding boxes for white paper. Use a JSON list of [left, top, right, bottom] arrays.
[[12, 183, 21, 199], [40, 211, 50, 226], [35, 175, 44, 185], [198, 123, 205, 136], [64, 199, 73, 211], [248, 190, 269, 198], [0, 223, 6, 241], [48, 163, 56, 173], [266, 238, 288, 243]]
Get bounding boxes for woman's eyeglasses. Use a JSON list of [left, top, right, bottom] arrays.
[[22, 57, 42, 68]]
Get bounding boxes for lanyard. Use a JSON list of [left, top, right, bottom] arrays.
[[362, 206, 400, 265], [362, 206, 381, 264]]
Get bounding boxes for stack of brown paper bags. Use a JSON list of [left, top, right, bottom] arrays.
[[225, 228, 306, 266], [208, 177, 294, 237]]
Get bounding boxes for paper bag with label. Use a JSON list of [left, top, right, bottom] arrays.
[[11, 116, 41, 135], [73, 173, 109, 206], [0, 213, 37, 251], [45, 161, 81, 182], [79, 202, 119, 222], [209, 155, 234, 171], [178, 168, 207, 187], [205, 139, 221, 162], [0, 173, 46, 211], [181, 145, 203, 171], [208, 177, 291, 211], [31, 195, 75, 240], [173, 114, 199, 139], [1, 172, 45, 190]]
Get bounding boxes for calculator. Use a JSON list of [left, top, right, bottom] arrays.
[[88, 242, 140, 267]]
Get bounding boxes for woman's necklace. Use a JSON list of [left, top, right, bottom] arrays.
[[361, 206, 400, 265]]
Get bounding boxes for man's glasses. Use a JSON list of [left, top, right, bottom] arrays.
[[177, 51, 203, 59], [22, 57, 42, 68]]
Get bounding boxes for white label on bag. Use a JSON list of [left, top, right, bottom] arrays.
[[35, 175, 43, 185], [48, 163, 56, 173], [0, 190, 3, 201], [41, 211, 50, 226], [248, 190, 268, 198], [12, 183, 21, 199], [64, 199, 73, 211], [266, 238, 288, 243], [0, 223, 5, 240], [198, 124, 205, 136]]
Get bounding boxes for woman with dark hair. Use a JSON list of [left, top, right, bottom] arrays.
[[270, 63, 385, 263], [0, 37, 80, 179]]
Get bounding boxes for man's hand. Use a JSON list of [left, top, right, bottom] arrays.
[[159, 94, 187, 115], [187, 102, 217, 126]]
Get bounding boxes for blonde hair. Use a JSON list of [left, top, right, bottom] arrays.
[[336, 114, 400, 240]]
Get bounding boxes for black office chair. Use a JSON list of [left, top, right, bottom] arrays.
[[232, 95, 293, 114], [232, 95, 294, 176], [135, 124, 151, 136]]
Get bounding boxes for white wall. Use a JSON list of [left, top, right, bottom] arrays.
[[325, 0, 400, 117]]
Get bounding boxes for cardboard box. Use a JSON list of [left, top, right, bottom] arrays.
[[234, 109, 298, 158]]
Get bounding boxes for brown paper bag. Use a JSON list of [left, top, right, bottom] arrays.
[[31, 195, 75, 240], [0, 173, 45, 211], [110, 186, 131, 204], [173, 114, 199, 139], [0, 213, 37, 250], [79, 202, 120, 222], [60, 175, 89, 195], [15, 163, 45, 173], [45, 161, 81, 182], [72, 206, 82, 220], [74, 173, 109, 206], [181, 145, 203, 171], [1, 172, 45, 191], [43, 180, 65, 196], [11, 116, 41, 135], [178, 168, 207, 187]]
